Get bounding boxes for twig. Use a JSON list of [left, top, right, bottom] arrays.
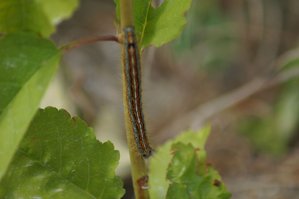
[[61, 35, 119, 52], [159, 66, 299, 141]]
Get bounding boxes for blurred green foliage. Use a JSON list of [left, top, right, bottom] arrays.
[[174, 0, 238, 72], [241, 74, 299, 155], [173, 0, 299, 156]]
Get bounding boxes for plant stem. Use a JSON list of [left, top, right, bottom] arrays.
[[120, 0, 133, 29], [122, 107, 150, 199], [61, 35, 119, 52], [120, 0, 150, 199]]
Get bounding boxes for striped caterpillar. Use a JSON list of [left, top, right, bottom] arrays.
[[122, 26, 152, 158]]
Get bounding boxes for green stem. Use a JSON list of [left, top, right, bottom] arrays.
[[120, 0, 133, 29], [120, 0, 150, 199], [122, 112, 150, 199]]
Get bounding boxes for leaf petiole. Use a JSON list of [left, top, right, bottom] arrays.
[[60, 34, 119, 52]]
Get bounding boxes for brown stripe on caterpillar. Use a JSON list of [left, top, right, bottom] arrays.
[[123, 26, 152, 158]]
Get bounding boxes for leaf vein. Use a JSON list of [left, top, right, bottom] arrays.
[[139, 0, 152, 45]]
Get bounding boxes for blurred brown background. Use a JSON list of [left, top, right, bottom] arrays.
[[41, 0, 299, 198]]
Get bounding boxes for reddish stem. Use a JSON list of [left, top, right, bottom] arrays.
[[61, 34, 119, 52]]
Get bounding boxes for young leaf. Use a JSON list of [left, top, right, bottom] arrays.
[[149, 127, 210, 199], [166, 143, 231, 199], [115, 0, 192, 48], [0, 108, 125, 199], [0, 0, 79, 37], [149, 127, 231, 199], [0, 33, 60, 180]]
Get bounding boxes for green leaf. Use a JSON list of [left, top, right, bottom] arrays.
[[36, 0, 79, 25], [149, 126, 231, 199], [115, 0, 192, 48], [0, 0, 78, 37], [0, 32, 60, 179], [166, 143, 231, 199], [0, 107, 125, 199], [149, 127, 210, 199], [0, 0, 53, 36]]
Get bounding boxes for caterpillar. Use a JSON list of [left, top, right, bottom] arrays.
[[122, 26, 152, 158]]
